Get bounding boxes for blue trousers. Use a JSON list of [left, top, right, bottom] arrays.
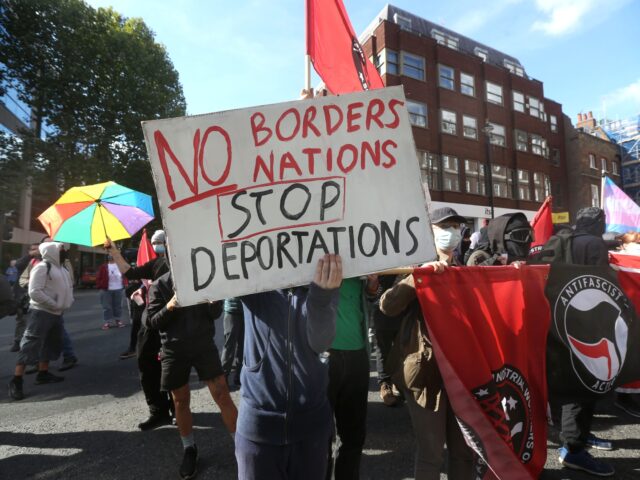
[[101, 288, 123, 322], [235, 427, 331, 480]]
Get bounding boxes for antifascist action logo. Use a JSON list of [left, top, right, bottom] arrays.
[[351, 38, 372, 90], [553, 274, 630, 394]]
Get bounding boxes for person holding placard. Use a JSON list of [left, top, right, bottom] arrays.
[[235, 254, 342, 480]]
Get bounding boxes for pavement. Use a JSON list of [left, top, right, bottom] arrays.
[[1, 290, 640, 479]]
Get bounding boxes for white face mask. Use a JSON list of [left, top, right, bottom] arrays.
[[434, 226, 462, 252]]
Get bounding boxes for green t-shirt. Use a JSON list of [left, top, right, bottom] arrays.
[[331, 278, 366, 350]]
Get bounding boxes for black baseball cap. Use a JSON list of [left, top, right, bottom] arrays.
[[431, 207, 467, 225]]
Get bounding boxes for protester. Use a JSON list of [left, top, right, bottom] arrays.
[[9, 243, 39, 352], [619, 232, 640, 255], [466, 213, 533, 265], [326, 274, 377, 479], [96, 255, 127, 329], [453, 224, 471, 265], [146, 271, 238, 480], [8, 242, 74, 400], [235, 254, 342, 480], [554, 207, 614, 477], [105, 230, 173, 430], [119, 281, 145, 360], [221, 297, 244, 387], [18, 238, 78, 371], [372, 274, 403, 407], [5, 259, 18, 285], [380, 207, 474, 480]]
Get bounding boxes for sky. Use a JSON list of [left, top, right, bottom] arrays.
[[85, 0, 640, 124]]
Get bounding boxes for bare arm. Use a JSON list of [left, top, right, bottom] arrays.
[[103, 237, 131, 275]]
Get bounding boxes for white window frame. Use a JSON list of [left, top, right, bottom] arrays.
[[407, 101, 428, 128], [488, 122, 506, 146], [393, 13, 412, 30], [463, 115, 477, 139], [550, 115, 558, 133], [474, 47, 488, 62], [589, 153, 597, 169], [515, 129, 528, 152], [441, 109, 457, 135], [518, 169, 531, 201], [464, 159, 485, 195], [486, 82, 503, 105], [528, 96, 540, 118], [513, 91, 525, 112], [441, 154, 460, 191], [376, 48, 398, 76], [591, 184, 599, 207], [530, 134, 544, 156], [401, 51, 425, 81], [460, 72, 475, 96], [438, 64, 455, 90], [601, 157, 608, 172], [504, 60, 524, 77], [613, 162, 619, 175]]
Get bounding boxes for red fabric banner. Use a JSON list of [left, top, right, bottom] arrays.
[[610, 252, 640, 392], [306, 0, 384, 94], [414, 265, 551, 480], [529, 196, 553, 254], [137, 228, 157, 267]]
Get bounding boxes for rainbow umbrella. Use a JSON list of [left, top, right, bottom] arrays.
[[38, 181, 154, 246]]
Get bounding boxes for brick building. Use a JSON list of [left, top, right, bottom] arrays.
[[359, 5, 568, 228], [565, 113, 622, 221]]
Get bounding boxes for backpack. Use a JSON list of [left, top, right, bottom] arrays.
[[529, 228, 575, 264]]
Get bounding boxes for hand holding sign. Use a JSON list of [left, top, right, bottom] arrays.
[[313, 254, 343, 290]]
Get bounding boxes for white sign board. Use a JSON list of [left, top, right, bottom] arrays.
[[142, 86, 436, 305]]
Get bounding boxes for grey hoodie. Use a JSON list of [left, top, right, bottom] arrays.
[[28, 242, 74, 315]]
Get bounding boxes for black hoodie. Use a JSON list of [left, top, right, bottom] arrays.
[[486, 212, 531, 262], [572, 208, 608, 266]]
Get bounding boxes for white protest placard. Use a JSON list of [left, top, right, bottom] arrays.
[[142, 86, 436, 305]]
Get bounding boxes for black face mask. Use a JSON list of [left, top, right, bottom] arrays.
[[504, 217, 532, 261], [59, 249, 68, 263]]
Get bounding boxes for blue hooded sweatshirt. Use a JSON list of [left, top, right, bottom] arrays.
[[238, 283, 339, 445]]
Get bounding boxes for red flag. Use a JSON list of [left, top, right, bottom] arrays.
[[137, 228, 156, 268], [529, 196, 553, 255], [414, 265, 550, 479], [306, 0, 384, 94]]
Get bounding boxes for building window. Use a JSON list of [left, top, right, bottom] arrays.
[[441, 109, 457, 135], [463, 115, 477, 139], [518, 169, 531, 201], [530, 134, 545, 156], [418, 151, 440, 191], [401, 52, 425, 81], [504, 60, 524, 77], [474, 47, 488, 62], [442, 155, 460, 191], [460, 72, 475, 96], [591, 184, 599, 207], [601, 158, 608, 172], [393, 13, 412, 30], [550, 115, 558, 133], [533, 172, 544, 202], [589, 153, 596, 169], [544, 174, 551, 198], [551, 148, 560, 166], [513, 91, 525, 112], [515, 130, 528, 152], [613, 162, 619, 175], [376, 49, 398, 75], [492, 165, 514, 198], [486, 82, 503, 105], [465, 159, 485, 195], [431, 29, 459, 50], [528, 97, 540, 118], [438, 64, 455, 90], [488, 122, 506, 146], [407, 101, 427, 128]]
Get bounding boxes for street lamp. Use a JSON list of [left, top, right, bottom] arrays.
[[482, 121, 495, 219]]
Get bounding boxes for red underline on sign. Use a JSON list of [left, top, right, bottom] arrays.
[[217, 176, 347, 243], [169, 184, 239, 210]]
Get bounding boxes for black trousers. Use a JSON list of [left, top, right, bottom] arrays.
[[374, 327, 399, 386], [220, 310, 244, 376], [327, 348, 370, 480], [560, 400, 596, 453], [137, 325, 171, 416], [128, 301, 143, 353]]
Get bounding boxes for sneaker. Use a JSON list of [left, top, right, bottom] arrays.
[[116, 321, 126, 328], [138, 413, 172, 431], [119, 350, 136, 360], [35, 371, 64, 385], [380, 382, 398, 407], [59, 357, 78, 372], [8, 378, 24, 400], [24, 364, 38, 375], [559, 447, 614, 476], [614, 393, 640, 418], [586, 434, 613, 451], [179, 445, 198, 479], [101, 323, 111, 330]]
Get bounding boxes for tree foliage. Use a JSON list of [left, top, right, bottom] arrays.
[[0, 0, 186, 218]]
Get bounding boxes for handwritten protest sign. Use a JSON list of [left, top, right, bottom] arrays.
[[142, 86, 436, 305]]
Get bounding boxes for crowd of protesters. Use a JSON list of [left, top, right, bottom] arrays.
[[3, 204, 640, 480]]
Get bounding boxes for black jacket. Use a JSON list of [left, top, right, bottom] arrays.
[[146, 272, 222, 349], [124, 257, 169, 282], [571, 213, 608, 266]]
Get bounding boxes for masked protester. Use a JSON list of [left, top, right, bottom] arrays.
[[105, 229, 173, 430], [380, 207, 474, 480], [467, 213, 534, 266]]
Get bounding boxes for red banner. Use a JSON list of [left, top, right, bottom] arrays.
[[529, 196, 553, 255], [414, 265, 550, 479], [306, 0, 384, 94], [610, 252, 640, 392], [137, 228, 157, 267]]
